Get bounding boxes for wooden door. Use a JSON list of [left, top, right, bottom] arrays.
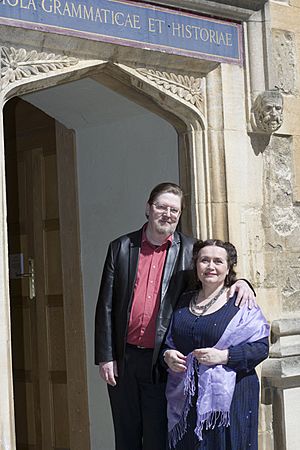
[[5, 98, 90, 450]]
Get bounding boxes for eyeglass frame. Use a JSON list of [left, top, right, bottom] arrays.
[[151, 202, 181, 217]]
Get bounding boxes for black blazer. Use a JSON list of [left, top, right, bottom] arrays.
[[94, 227, 196, 382]]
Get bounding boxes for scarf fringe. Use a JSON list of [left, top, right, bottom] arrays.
[[168, 405, 189, 449], [184, 354, 196, 402], [195, 410, 230, 441], [169, 359, 196, 450], [169, 357, 232, 448]]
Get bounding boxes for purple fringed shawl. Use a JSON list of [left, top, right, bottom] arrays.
[[166, 305, 270, 448]]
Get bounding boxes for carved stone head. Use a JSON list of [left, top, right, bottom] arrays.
[[252, 90, 283, 133]]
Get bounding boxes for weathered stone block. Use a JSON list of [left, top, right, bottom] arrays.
[[263, 355, 300, 379], [272, 29, 296, 95], [263, 136, 300, 236], [272, 318, 300, 336], [270, 335, 300, 357], [262, 250, 285, 289], [289, 0, 300, 8], [282, 290, 300, 313], [292, 135, 300, 202], [284, 388, 300, 449]]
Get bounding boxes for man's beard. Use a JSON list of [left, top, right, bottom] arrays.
[[155, 221, 177, 236]]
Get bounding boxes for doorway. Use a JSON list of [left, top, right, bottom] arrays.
[[5, 77, 180, 449], [5, 98, 90, 450]]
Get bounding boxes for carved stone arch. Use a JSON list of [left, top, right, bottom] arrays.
[[0, 47, 214, 238], [0, 47, 228, 244]]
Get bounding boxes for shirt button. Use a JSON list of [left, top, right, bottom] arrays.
[[153, 265, 156, 268], [148, 295, 151, 299]]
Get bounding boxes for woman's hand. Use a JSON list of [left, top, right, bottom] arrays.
[[230, 280, 256, 308], [193, 348, 228, 366], [163, 349, 187, 372]]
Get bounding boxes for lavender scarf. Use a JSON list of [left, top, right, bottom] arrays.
[[166, 305, 270, 448]]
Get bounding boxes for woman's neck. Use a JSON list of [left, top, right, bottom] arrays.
[[199, 283, 225, 302]]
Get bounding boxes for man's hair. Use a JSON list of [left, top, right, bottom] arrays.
[[192, 239, 238, 288], [147, 182, 185, 209]]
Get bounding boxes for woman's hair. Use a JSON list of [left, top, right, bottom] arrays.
[[147, 182, 185, 210], [192, 239, 238, 288]]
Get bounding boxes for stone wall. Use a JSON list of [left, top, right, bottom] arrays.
[[262, 135, 300, 314], [261, 2, 300, 449], [265, 0, 300, 317]]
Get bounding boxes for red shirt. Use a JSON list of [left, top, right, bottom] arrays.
[[127, 227, 172, 348]]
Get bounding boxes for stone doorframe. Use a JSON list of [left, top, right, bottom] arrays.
[[0, 47, 229, 449], [0, 1, 273, 447]]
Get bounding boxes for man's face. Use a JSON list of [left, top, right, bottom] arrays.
[[260, 99, 283, 131], [146, 192, 182, 237]]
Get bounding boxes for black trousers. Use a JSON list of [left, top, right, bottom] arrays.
[[108, 345, 167, 450]]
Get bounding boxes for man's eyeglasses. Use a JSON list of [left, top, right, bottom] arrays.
[[152, 202, 181, 217]]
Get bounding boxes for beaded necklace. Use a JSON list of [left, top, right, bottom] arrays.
[[189, 286, 227, 316]]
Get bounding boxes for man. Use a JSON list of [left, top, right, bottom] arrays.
[[94, 182, 254, 450]]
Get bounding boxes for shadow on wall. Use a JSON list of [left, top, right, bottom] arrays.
[[249, 133, 271, 155]]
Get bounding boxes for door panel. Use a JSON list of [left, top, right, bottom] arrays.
[[5, 98, 90, 450]]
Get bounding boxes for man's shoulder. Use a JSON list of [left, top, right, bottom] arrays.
[[175, 231, 196, 247], [110, 228, 142, 246], [109, 228, 195, 248]]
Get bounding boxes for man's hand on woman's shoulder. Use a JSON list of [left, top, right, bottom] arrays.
[[230, 279, 257, 309]]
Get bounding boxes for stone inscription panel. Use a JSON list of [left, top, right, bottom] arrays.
[[0, 0, 243, 63]]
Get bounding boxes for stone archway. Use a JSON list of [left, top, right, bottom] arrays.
[[0, 45, 230, 449], [0, 46, 230, 239]]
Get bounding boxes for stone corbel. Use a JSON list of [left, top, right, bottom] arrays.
[[250, 89, 283, 134]]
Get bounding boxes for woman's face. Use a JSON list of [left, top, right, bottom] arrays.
[[196, 245, 229, 287]]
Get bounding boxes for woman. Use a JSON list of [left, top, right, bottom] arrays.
[[162, 239, 269, 449]]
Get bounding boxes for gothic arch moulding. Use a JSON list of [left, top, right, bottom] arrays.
[[0, 45, 212, 238]]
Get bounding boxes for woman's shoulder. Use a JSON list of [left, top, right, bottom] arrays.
[[176, 290, 197, 309], [225, 291, 239, 309]]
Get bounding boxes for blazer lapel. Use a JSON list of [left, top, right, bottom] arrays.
[[128, 228, 142, 300], [161, 232, 180, 301]]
